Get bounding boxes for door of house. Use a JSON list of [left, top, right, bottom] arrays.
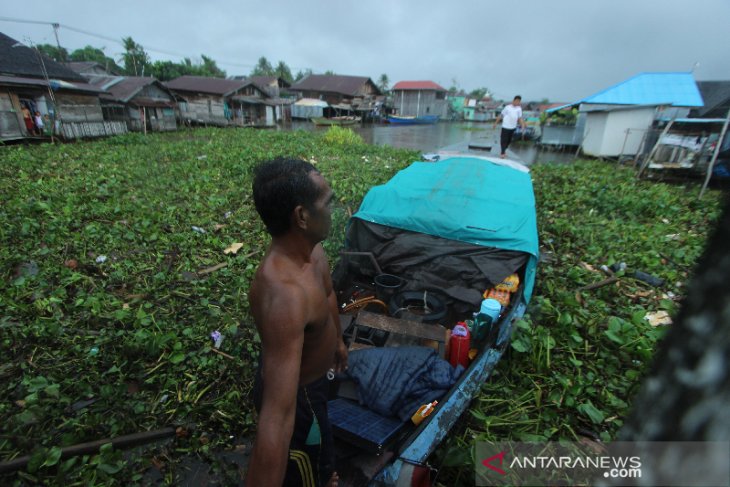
[[265, 106, 274, 126], [0, 92, 23, 139]]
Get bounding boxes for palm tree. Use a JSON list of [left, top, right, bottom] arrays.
[[378, 73, 390, 94]]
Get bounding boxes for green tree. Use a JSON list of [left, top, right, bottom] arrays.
[[294, 68, 312, 82], [69, 45, 122, 73], [35, 43, 69, 62], [120, 36, 150, 76], [324, 70, 336, 76], [469, 87, 490, 100], [378, 73, 390, 93], [149, 60, 188, 81], [275, 61, 293, 83], [448, 77, 459, 94], [251, 56, 274, 77], [199, 55, 226, 78]]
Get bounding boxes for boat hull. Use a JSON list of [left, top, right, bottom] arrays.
[[387, 115, 439, 125], [311, 116, 361, 126]]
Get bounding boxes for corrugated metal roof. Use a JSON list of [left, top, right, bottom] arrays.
[[392, 80, 446, 91], [0, 75, 106, 94], [164, 75, 250, 96], [581, 72, 703, 107], [0, 32, 86, 82], [290, 74, 380, 97], [547, 72, 704, 113], [65, 61, 99, 72], [106, 77, 166, 103]]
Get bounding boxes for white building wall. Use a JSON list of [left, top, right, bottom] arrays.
[[582, 112, 608, 157]]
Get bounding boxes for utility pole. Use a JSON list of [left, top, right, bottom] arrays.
[[51, 23, 64, 62], [29, 40, 60, 143]]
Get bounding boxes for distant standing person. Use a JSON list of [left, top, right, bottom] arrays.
[[21, 105, 34, 136], [34, 111, 44, 136], [493, 95, 527, 158], [246, 158, 348, 487]]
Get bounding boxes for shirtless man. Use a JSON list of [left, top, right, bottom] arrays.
[[246, 158, 348, 487]]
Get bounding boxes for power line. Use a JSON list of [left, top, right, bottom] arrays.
[[0, 15, 314, 72]]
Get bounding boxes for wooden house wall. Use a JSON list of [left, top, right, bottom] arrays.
[[55, 93, 104, 123], [177, 93, 228, 125], [394, 90, 448, 118], [0, 91, 25, 139], [137, 84, 174, 102], [126, 106, 176, 132]]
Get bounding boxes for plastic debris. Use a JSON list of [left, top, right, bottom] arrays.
[[15, 261, 39, 278], [224, 242, 244, 255], [197, 155, 207, 160], [210, 330, 223, 349], [224, 211, 232, 219], [89, 346, 99, 356], [191, 226, 206, 234], [95, 255, 107, 264], [633, 271, 664, 287], [645, 311, 672, 327]]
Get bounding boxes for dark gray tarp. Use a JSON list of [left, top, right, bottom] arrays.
[[344, 347, 463, 421], [334, 219, 529, 317]]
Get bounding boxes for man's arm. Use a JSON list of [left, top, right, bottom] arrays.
[[315, 244, 348, 372], [493, 113, 502, 129], [246, 287, 306, 487]]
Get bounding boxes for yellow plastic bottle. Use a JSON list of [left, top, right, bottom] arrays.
[[411, 400, 439, 425]]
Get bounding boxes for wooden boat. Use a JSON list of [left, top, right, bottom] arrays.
[[386, 115, 440, 125], [311, 116, 362, 126], [329, 155, 539, 485]]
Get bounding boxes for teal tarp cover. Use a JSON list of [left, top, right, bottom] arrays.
[[353, 156, 539, 300]]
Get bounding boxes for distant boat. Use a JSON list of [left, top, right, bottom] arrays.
[[387, 115, 439, 125], [311, 116, 361, 126]]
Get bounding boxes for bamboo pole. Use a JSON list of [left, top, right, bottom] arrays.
[[0, 427, 176, 474], [699, 108, 730, 198]]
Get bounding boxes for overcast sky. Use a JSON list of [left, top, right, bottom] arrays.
[[1, 0, 729, 102]]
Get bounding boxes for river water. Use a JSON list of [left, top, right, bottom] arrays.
[[284, 120, 576, 165]]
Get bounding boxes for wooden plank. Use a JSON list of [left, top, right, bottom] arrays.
[[355, 311, 446, 343]]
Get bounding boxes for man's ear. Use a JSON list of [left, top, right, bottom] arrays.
[[293, 204, 309, 230]]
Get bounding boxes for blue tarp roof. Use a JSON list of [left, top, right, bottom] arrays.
[[548, 72, 704, 112], [353, 156, 539, 300]]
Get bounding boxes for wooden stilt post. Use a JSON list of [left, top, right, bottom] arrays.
[[699, 108, 730, 198]]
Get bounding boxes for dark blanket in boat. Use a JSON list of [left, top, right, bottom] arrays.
[[344, 346, 463, 422]]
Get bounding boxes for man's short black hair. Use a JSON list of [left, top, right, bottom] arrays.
[[252, 158, 322, 236], [514, 95, 522, 101]]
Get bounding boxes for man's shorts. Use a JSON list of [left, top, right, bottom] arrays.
[[253, 366, 335, 487]]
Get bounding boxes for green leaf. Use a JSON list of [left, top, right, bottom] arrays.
[[97, 462, 124, 474], [511, 339, 529, 353], [42, 446, 63, 467], [441, 445, 473, 467], [577, 401, 605, 424], [169, 352, 186, 364], [604, 329, 624, 344]]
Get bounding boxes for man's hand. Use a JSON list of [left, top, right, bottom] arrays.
[[334, 339, 348, 373]]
